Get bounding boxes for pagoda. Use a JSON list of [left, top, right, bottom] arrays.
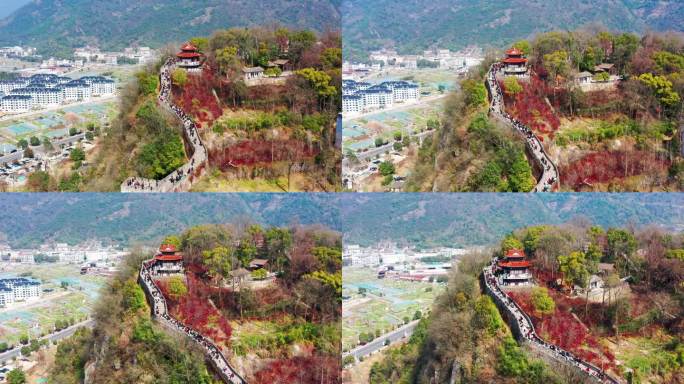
[[502, 47, 528, 77], [176, 42, 202, 72], [497, 248, 532, 286], [149, 244, 184, 276]]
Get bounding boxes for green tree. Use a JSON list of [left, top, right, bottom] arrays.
[[605, 228, 637, 263], [136, 72, 159, 96], [6, 368, 26, 384], [501, 235, 523, 253], [343, 354, 355, 366], [639, 73, 681, 108], [512, 40, 531, 55], [393, 131, 402, 141], [122, 280, 146, 312], [171, 68, 188, 87], [265, 227, 292, 273], [42, 137, 53, 151], [17, 138, 28, 150], [26, 171, 52, 192], [473, 295, 503, 336], [558, 251, 589, 290], [70, 147, 85, 162], [503, 76, 523, 97], [29, 136, 40, 146], [202, 246, 233, 290], [531, 287, 555, 316], [162, 235, 182, 248], [251, 268, 267, 280], [136, 130, 186, 180], [594, 72, 610, 82], [543, 50, 569, 83], [167, 276, 188, 298], [413, 310, 422, 320], [378, 161, 395, 176], [374, 137, 385, 147], [461, 79, 487, 108], [508, 152, 535, 192]]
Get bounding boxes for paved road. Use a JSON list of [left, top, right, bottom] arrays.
[[343, 319, 420, 362], [0, 319, 94, 363], [486, 63, 559, 192]]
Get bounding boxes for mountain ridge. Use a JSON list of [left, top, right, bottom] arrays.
[[0, 0, 341, 57], [342, 0, 684, 60], [0, 194, 340, 248], [341, 194, 684, 248]]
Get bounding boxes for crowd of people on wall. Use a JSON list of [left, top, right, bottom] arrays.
[[139, 260, 246, 384], [122, 58, 207, 192], [487, 63, 558, 192], [483, 260, 618, 384]]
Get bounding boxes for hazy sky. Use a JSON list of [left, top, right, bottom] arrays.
[[0, 0, 32, 19]]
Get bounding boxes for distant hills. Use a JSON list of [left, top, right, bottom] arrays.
[[0, 0, 341, 57], [0, 0, 31, 19], [341, 194, 684, 248], [0, 194, 340, 248], [343, 0, 684, 60]]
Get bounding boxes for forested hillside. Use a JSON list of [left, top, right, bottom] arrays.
[[0, 0, 341, 57], [341, 194, 684, 247], [0, 194, 340, 247], [343, 0, 684, 60]]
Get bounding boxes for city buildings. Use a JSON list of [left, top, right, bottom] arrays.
[[0, 278, 41, 307], [0, 73, 115, 113], [342, 79, 419, 114]]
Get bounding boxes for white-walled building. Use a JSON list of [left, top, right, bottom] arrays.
[[0, 278, 41, 307], [1, 95, 32, 113], [0, 74, 115, 113], [342, 79, 418, 114]]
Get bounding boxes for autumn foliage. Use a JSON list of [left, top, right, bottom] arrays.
[[559, 150, 670, 189], [173, 67, 223, 126], [210, 140, 320, 168], [156, 274, 233, 346], [501, 76, 561, 137], [253, 356, 340, 384], [507, 290, 617, 373]]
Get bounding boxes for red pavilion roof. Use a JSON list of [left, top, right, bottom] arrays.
[[504, 249, 525, 259], [155, 254, 183, 262], [498, 260, 531, 268], [177, 52, 201, 59], [159, 244, 177, 253], [180, 42, 198, 52], [505, 48, 523, 56], [503, 57, 527, 64]]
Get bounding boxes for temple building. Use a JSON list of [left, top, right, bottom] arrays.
[[497, 248, 533, 286], [502, 48, 528, 77], [147, 244, 184, 276], [176, 42, 202, 72]]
